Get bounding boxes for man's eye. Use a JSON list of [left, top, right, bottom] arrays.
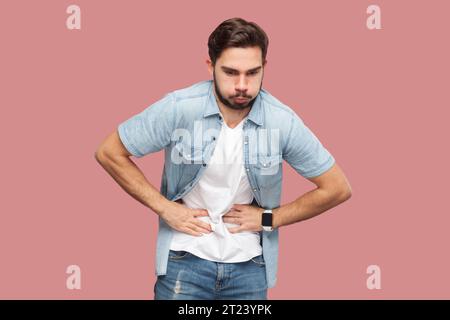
[[225, 71, 258, 76]]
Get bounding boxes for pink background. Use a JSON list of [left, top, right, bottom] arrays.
[[1, 0, 449, 299]]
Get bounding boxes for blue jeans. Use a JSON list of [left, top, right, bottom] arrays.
[[154, 250, 268, 300]]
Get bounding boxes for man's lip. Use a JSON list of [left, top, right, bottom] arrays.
[[234, 97, 249, 102]]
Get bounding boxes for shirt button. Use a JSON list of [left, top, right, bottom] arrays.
[[244, 141, 248, 145], [202, 163, 206, 167], [253, 188, 257, 192], [246, 168, 250, 172]]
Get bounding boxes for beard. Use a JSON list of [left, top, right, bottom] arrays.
[[213, 70, 263, 111]]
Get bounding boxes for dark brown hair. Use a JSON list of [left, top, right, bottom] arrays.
[[208, 17, 269, 66]]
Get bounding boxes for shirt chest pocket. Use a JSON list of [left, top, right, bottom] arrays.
[[252, 153, 283, 189], [172, 140, 205, 165], [170, 140, 211, 187]]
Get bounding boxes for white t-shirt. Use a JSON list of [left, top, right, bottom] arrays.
[[169, 115, 262, 262]]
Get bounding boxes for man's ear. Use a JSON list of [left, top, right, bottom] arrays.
[[206, 59, 214, 76]]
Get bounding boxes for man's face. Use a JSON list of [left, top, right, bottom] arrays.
[[207, 46, 266, 111]]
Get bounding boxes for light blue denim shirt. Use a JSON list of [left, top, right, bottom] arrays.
[[117, 80, 335, 288]]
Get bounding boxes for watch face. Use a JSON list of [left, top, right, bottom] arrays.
[[262, 212, 273, 227]]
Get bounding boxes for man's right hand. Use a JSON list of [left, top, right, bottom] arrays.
[[160, 200, 212, 236]]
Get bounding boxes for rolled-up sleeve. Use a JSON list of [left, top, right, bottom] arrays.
[[282, 113, 335, 178], [118, 93, 176, 158]]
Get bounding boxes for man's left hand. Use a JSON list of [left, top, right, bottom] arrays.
[[222, 204, 264, 233]]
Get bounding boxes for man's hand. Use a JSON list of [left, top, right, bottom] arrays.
[[160, 201, 212, 237], [222, 204, 264, 233]]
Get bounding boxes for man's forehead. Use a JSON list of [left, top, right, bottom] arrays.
[[218, 46, 262, 62]]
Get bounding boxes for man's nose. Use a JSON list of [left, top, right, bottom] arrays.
[[235, 75, 248, 94]]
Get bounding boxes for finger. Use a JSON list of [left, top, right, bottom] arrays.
[[222, 212, 239, 218], [193, 209, 209, 217], [231, 204, 243, 211], [191, 221, 212, 233], [193, 218, 213, 231], [189, 224, 210, 236], [180, 226, 203, 237], [227, 226, 244, 234], [225, 208, 241, 215], [222, 216, 240, 224]]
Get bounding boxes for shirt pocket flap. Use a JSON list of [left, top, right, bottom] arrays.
[[254, 153, 282, 176], [172, 140, 204, 164]]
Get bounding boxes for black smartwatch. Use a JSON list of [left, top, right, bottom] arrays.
[[261, 209, 273, 232]]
